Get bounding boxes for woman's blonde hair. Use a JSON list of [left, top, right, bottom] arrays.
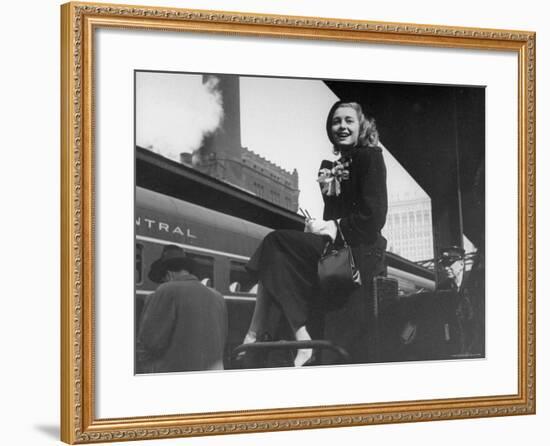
[[326, 101, 379, 153]]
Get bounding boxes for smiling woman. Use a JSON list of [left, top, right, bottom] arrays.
[[239, 99, 388, 367]]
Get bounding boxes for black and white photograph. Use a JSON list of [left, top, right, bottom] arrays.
[[134, 71, 485, 374]]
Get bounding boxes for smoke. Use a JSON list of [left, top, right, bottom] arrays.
[[136, 72, 224, 161]]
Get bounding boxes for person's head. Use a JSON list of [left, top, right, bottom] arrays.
[[437, 246, 466, 288], [147, 245, 195, 283], [326, 101, 379, 154]]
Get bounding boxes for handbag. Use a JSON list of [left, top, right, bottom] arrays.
[[318, 222, 362, 302]]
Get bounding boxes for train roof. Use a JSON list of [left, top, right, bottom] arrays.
[[136, 186, 270, 241]]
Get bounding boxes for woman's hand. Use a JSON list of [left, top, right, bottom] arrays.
[[303, 218, 315, 233], [304, 219, 338, 242]]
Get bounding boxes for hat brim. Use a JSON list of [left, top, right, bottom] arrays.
[[163, 256, 195, 272], [147, 256, 196, 284], [439, 259, 463, 268]]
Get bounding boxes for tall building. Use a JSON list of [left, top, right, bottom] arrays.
[[185, 74, 300, 212], [382, 194, 434, 262]]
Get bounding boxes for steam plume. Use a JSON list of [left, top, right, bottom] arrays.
[[136, 72, 224, 161]]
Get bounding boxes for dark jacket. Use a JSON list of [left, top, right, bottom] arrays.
[[137, 274, 228, 373], [320, 146, 388, 362], [320, 145, 388, 249]]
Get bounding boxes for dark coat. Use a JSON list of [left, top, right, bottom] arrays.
[[136, 274, 228, 373], [320, 145, 388, 250]]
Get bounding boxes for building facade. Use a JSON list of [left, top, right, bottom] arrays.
[[241, 149, 299, 211], [382, 195, 434, 262]]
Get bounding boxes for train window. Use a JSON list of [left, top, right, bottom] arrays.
[[229, 261, 257, 294], [187, 253, 215, 288], [229, 282, 241, 292], [135, 243, 143, 285]]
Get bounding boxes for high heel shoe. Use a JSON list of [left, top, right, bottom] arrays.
[[294, 349, 317, 367]]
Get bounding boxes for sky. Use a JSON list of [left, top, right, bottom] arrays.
[[136, 72, 223, 158], [135, 71, 428, 220]]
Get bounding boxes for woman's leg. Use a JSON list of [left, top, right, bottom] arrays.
[[293, 325, 313, 366], [244, 283, 313, 366], [245, 230, 327, 365], [242, 282, 270, 344]]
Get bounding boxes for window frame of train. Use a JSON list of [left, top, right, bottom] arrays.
[[186, 252, 215, 289], [61, 3, 535, 444], [228, 260, 258, 296]]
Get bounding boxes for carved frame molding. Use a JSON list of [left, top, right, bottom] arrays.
[[60, 2, 535, 443]]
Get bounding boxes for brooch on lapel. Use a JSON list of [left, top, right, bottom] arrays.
[[317, 159, 351, 196]]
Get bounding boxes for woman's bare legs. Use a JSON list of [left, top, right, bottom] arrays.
[[293, 325, 313, 366], [242, 282, 270, 344], [244, 281, 314, 367]]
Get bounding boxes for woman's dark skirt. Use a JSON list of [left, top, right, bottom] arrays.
[[246, 230, 329, 330], [247, 229, 387, 345]]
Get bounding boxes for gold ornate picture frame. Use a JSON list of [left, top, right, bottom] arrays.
[[61, 2, 536, 444]]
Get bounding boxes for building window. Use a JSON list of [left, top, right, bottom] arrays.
[[253, 182, 265, 198], [270, 190, 281, 204]]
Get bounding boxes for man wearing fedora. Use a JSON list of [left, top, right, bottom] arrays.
[[136, 245, 228, 373]]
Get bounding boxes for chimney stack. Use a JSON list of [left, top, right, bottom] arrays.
[[194, 74, 243, 186]]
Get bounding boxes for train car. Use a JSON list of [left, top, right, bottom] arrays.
[[135, 186, 436, 369]]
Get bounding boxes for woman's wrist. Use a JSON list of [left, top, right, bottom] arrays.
[[321, 220, 338, 242], [304, 219, 337, 241]]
